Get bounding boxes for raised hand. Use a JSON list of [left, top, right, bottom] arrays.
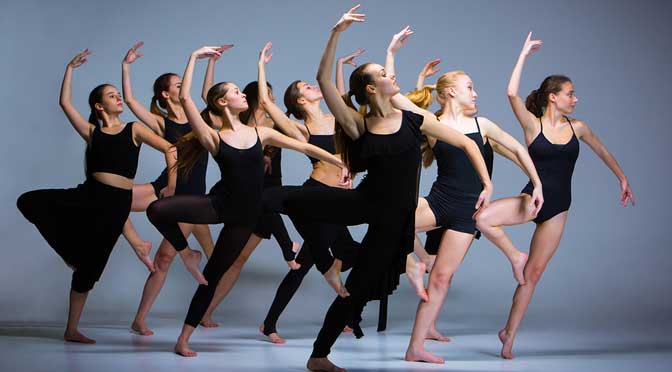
[[192, 46, 225, 60], [259, 41, 273, 65], [338, 48, 365, 67], [68, 48, 91, 68], [209, 44, 234, 61], [123, 41, 144, 64], [420, 58, 441, 78], [333, 4, 365, 32], [521, 31, 543, 57], [388, 25, 414, 54], [620, 178, 635, 207]]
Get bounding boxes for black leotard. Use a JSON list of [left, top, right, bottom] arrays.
[[522, 117, 579, 223], [151, 118, 208, 196]]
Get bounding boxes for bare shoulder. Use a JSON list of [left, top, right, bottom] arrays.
[[567, 116, 589, 134]]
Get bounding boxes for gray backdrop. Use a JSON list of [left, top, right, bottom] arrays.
[[1, 0, 670, 331]]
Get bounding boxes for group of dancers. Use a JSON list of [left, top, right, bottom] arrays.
[[16, 5, 634, 371]]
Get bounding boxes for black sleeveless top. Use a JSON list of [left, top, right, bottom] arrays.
[[356, 110, 424, 210], [87, 122, 140, 178], [157, 118, 208, 193], [306, 125, 337, 164], [430, 117, 489, 198], [209, 128, 265, 222]]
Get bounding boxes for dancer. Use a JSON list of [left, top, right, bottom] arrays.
[[145, 45, 346, 357], [120, 42, 220, 336], [257, 42, 364, 344], [382, 29, 543, 364], [278, 6, 492, 371], [16, 49, 177, 344], [474, 32, 634, 359]]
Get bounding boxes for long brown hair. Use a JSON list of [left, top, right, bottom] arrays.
[[150, 73, 178, 118], [85, 84, 112, 177], [175, 82, 231, 177]]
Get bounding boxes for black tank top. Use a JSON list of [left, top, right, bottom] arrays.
[[165, 117, 208, 181], [209, 127, 265, 219], [306, 125, 336, 164], [431, 117, 487, 197], [526, 117, 579, 194], [87, 122, 140, 178]]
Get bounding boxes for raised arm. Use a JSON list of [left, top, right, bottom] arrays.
[[179, 46, 224, 155], [336, 48, 365, 95], [385, 25, 413, 77], [420, 117, 493, 208], [122, 41, 164, 136], [415, 59, 441, 91], [133, 123, 178, 197], [59, 49, 95, 143], [507, 32, 543, 136], [316, 5, 366, 140], [258, 42, 308, 141], [202, 44, 233, 104], [573, 120, 635, 206], [480, 117, 544, 214]]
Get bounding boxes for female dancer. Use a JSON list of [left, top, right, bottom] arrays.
[[16, 49, 177, 344], [279, 6, 492, 371], [120, 42, 220, 335], [383, 30, 543, 364], [257, 42, 364, 344], [474, 32, 635, 359], [145, 45, 346, 357]]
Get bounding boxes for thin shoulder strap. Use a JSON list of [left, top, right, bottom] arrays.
[[363, 115, 368, 132], [565, 116, 576, 135], [305, 123, 312, 137], [474, 116, 482, 133]]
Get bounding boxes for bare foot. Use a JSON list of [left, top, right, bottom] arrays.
[[131, 320, 154, 336], [404, 347, 445, 364], [307, 357, 347, 372], [64, 329, 96, 344], [406, 259, 429, 302], [342, 325, 353, 333], [323, 259, 349, 297], [292, 241, 301, 253], [287, 260, 301, 270], [499, 329, 515, 359], [512, 252, 528, 285], [133, 240, 155, 272], [199, 317, 219, 328], [426, 327, 450, 342], [174, 340, 197, 357], [259, 324, 285, 344], [179, 249, 207, 285]]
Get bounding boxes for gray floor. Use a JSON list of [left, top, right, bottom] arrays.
[[1, 317, 670, 372]]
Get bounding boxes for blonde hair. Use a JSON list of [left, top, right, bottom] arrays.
[[406, 70, 468, 167]]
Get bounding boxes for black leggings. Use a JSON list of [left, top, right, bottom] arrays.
[[262, 225, 358, 335], [17, 179, 132, 293], [255, 186, 295, 261], [146, 195, 255, 328], [282, 186, 414, 357]]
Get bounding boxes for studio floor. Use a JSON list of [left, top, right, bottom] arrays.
[[1, 317, 670, 372]]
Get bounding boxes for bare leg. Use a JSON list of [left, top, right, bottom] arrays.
[[200, 234, 263, 327], [499, 212, 567, 359], [64, 289, 95, 344], [405, 230, 474, 364], [475, 195, 537, 285], [174, 324, 198, 357], [122, 183, 158, 272], [192, 223, 215, 259], [406, 198, 438, 301]]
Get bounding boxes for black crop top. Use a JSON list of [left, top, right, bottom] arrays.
[[306, 134, 336, 164], [87, 122, 140, 179]]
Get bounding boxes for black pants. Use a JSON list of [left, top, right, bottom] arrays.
[[262, 223, 358, 335], [255, 182, 295, 261], [146, 195, 256, 327], [282, 186, 414, 357], [17, 179, 132, 293]]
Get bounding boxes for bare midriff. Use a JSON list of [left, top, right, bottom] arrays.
[[92, 172, 134, 190], [310, 154, 347, 188]]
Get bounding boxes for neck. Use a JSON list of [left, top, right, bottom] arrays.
[[542, 106, 565, 126], [368, 96, 396, 117], [303, 101, 325, 123], [251, 107, 266, 127], [438, 100, 465, 122], [166, 101, 187, 122], [222, 111, 245, 131], [100, 114, 123, 127]]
